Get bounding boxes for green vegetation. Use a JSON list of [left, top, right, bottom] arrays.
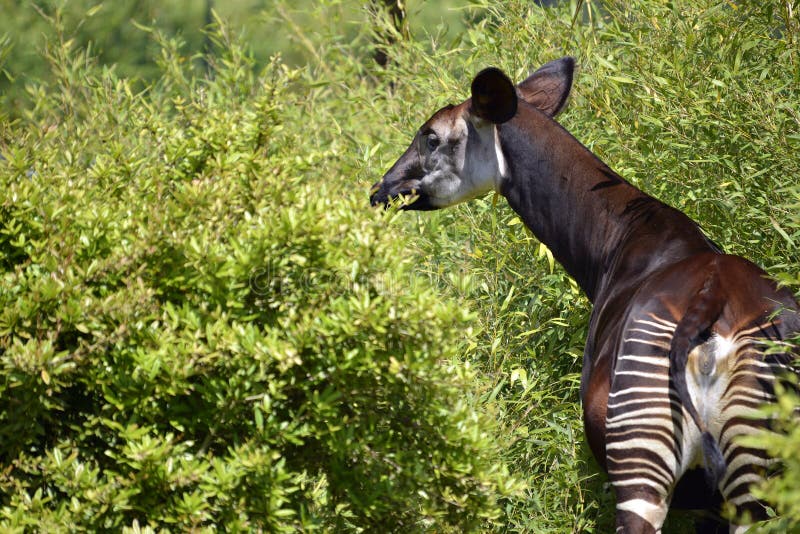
[[1, 0, 799, 531], [0, 1, 467, 113], [0, 13, 521, 531]]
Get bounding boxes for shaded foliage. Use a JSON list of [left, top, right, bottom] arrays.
[[0, 23, 520, 532]]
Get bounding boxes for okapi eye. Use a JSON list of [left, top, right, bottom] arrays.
[[426, 134, 440, 151]]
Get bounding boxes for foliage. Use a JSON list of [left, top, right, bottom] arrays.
[[0, 0, 467, 115], [1, 0, 799, 532], [0, 24, 521, 532], [742, 380, 800, 533]]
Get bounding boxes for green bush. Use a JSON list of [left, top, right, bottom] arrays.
[[742, 380, 800, 533], [0, 1, 467, 116], [0, 26, 520, 531]]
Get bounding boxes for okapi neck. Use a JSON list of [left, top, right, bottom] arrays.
[[496, 107, 715, 303]]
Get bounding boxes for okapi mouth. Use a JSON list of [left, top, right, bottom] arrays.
[[369, 181, 437, 211]]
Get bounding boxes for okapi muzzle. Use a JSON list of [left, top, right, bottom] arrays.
[[369, 136, 436, 210], [367, 55, 800, 533]]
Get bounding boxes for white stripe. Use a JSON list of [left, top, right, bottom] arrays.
[[612, 477, 668, 492], [606, 426, 677, 445], [618, 354, 670, 367], [722, 473, 763, 496], [719, 423, 765, 449], [725, 387, 776, 405], [609, 386, 670, 398], [743, 358, 793, 371], [642, 314, 677, 328], [617, 499, 667, 532], [607, 396, 677, 410], [607, 407, 675, 425], [727, 492, 760, 507], [721, 453, 772, 488], [609, 466, 672, 488], [607, 454, 676, 482], [623, 337, 671, 349], [628, 327, 674, 339], [493, 126, 507, 179], [724, 384, 774, 403], [733, 321, 780, 339], [615, 370, 668, 379]]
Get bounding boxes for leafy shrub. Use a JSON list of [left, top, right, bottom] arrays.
[[0, 1, 467, 116], [741, 381, 800, 533], [0, 27, 520, 531]]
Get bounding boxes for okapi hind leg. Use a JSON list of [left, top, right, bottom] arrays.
[[720, 468, 771, 534], [614, 485, 670, 534], [716, 339, 789, 533]]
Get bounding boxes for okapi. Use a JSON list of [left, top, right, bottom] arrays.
[[369, 57, 799, 532]]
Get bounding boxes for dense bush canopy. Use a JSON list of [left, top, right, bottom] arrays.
[[1, 0, 799, 532], [0, 20, 518, 533]]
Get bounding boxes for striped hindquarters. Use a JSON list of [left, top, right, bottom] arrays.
[[607, 313, 682, 529], [714, 323, 796, 517], [607, 314, 797, 532]]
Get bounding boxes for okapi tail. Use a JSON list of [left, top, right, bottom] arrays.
[[668, 267, 727, 489]]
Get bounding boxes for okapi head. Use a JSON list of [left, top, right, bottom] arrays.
[[369, 57, 575, 210]]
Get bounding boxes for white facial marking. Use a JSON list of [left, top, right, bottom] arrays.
[[419, 114, 506, 207], [494, 126, 507, 179]]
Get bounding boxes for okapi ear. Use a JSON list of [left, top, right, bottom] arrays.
[[470, 67, 518, 124], [517, 56, 575, 117]]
